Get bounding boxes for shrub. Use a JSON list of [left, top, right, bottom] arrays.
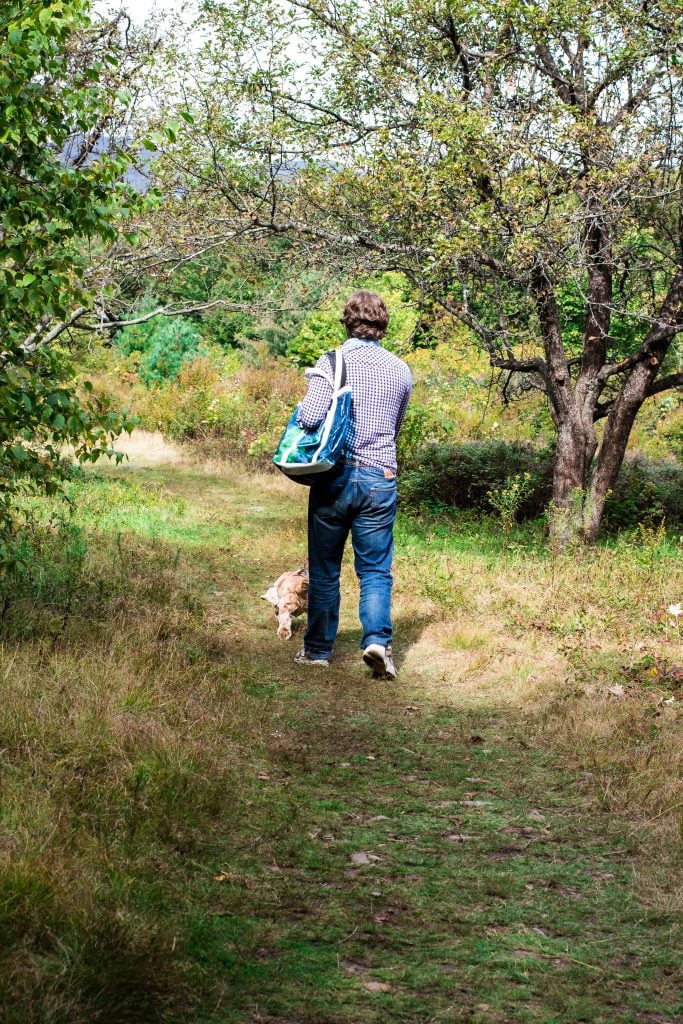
[[136, 356, 228, 440], [603, 456, 683, 531], [137, 319, 203, 385], [135, 350, 302, 466], [401, 440, 555, 520], [401, 442, 683, 531]]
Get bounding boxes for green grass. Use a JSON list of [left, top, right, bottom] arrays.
[[0, 453, 681, 1023]]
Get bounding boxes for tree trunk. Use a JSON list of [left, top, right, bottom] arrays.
[[584, 366, 662, 542], [548, 414, 595, 551]]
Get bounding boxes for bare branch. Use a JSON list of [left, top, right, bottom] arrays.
[[77, 298, 296, 331]]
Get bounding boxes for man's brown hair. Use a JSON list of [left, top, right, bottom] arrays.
[[341, 290, 389, 340]]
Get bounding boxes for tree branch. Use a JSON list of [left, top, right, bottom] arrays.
[[645, 372, 683, 398]]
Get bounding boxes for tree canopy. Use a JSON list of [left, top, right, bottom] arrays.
[[152, 0, 683, 544], [0, 1, 144, 559]]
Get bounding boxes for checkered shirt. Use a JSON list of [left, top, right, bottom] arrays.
[[297, 338, 413, 473]]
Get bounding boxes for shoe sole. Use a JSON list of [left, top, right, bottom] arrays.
[[362, 648, 386, 673], [363, 649, 397, 680]]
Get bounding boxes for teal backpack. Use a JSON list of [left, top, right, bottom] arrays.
[[273, 349, 352, 484]]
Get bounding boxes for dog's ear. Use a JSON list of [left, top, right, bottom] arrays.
[[261, 586, 279, 606]]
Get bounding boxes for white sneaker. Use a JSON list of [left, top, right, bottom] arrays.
[[362, 643, 397, 680]]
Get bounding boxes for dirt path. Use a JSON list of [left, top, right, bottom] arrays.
[[103, 447, 681, 1024]]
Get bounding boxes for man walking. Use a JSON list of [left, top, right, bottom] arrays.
[[294, 290, 412, 678]]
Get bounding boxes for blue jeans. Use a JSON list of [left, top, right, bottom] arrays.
[[304, 462, 397, 659]]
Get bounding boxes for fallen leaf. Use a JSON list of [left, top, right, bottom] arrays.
[[341, 960, 366, 976], [546, 881, 583, 899], [363, 981, 391, 993], [349, 851, 382, 866]]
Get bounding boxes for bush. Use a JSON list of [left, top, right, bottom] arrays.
[[401, 442, 683, 531], [603, 456, 683, 531], [401, 440, 555, 520], [135, 350, 302, 466]]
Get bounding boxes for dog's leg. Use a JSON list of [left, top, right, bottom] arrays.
[[277, 608, 293, 640]]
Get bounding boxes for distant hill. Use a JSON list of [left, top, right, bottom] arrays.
[[60, 133, 154, 192]]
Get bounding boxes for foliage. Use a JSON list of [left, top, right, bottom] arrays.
[[401, 440, 555, 519], [115, 294, 204, 385], [139, 320, 202, 387], [286, 272, 421, 366], [160, 0, 683, 544], [152, 252, 257, 348], [602, 455, 683, 532], [134, 349, 302, 463], [487, 471, 534, 534], [401, 441, 683, 531], [0, 1, 139, 563]]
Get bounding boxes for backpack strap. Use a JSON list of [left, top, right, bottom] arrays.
[[327, 348, 347, 391], [305, 349, 347, 391]]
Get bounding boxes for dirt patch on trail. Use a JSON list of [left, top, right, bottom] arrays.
[[113, 430, 184, 468]]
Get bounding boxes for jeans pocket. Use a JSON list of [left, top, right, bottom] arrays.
[[369, 483, 397, 511]]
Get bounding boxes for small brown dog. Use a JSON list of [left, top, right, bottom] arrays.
[[261, 563, 309, 640]]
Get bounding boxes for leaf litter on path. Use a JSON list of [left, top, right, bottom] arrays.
[[349, 851, 382, 866]]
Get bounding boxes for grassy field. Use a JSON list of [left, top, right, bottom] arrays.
[[0, 433, 681, 1024]]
